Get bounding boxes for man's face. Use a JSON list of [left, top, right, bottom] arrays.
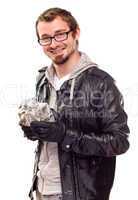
[[37, 17, 80, 65]]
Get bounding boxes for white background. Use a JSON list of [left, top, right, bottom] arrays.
[[0, 0, 137, 199]]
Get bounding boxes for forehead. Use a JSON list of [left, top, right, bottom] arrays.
[[37, 16, 69, 35]]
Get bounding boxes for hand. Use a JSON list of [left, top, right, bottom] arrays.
[[21, 125, 38, 141], [30, 120, 65, 143]]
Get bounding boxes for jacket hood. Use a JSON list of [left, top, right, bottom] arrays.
[[68, 52, 97, 79]]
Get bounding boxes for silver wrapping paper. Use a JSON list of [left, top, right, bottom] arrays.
[[18, 98, 54, 126]]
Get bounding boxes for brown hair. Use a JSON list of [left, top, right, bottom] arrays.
[[36, 7, 79, 38]]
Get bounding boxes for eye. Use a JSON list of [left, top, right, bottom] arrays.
[[41, 37, 51, 42], [55, 33, 66, 39]]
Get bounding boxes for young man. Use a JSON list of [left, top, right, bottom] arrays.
[[21, 7, 130, 200]]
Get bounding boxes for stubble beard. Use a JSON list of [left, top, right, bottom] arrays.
[[53, 54, 69, 64], [53, 49, 75, 65]]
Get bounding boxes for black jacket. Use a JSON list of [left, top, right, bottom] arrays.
[[31, 66, 129, 200]]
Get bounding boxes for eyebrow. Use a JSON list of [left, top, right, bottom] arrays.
[[41, 29, 68, 38], [54, 29, 67, 33]]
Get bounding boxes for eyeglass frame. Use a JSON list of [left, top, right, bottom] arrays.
[[38, 29, 73, 46]]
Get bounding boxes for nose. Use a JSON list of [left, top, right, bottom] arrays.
[[50, 38, 59, 48]]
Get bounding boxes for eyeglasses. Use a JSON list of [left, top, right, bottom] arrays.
[[38, 29, 72, 46]]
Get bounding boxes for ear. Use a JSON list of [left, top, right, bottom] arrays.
[[75, 27, 80, 40]]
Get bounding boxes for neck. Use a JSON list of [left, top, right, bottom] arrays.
[[53, 51, 81, 78]]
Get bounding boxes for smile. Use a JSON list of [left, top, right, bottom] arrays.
[[50, 48, 65, 55]]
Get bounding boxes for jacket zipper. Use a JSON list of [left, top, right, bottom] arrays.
[[72, 153, 81, 200]]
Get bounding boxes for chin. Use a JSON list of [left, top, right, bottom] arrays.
[[54, 54, 69, 65]]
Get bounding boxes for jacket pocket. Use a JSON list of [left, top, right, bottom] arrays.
[[76, 156, 103, 199]]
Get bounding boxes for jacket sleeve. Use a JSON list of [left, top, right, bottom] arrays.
[[61, 77, 130, 157]]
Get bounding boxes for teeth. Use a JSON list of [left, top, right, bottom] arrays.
[[51, 48, 64, 54]]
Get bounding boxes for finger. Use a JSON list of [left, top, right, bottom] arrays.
[[21, 126, 31, 132], [31, 121, 55, 128], [30, 125, 48, 135]]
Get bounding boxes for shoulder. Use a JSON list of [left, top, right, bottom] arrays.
[[83, 66, 120, 95], [87, 66, 115, 82], [37, 66, 48, 79], [90, 67, 122, 98], [36, 66, 48, 88], [38, 66, 48, 73]]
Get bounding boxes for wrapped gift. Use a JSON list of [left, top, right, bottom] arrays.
[[18, 98, 54, 126]]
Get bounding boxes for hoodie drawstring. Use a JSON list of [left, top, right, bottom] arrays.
[[69, 78, 76, 104]]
